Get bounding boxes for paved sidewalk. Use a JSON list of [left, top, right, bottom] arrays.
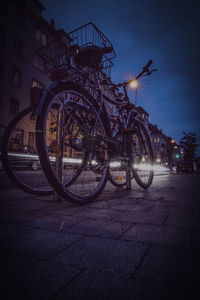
[[0, 173, 200, 299]]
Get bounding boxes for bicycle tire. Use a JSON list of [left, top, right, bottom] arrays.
[[36, 81, 111, 204], [132, 121, 154, 188], [1, 106, 53, 195]]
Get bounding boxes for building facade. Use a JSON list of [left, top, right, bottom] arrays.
[[0, 0, 62, 150]]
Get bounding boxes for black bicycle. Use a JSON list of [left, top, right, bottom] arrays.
[[34, 23, 155, 204]]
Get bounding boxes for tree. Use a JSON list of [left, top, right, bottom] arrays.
[[179, 132, 199, 172]]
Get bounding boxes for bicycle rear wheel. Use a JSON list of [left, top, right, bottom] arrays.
[[36, 81, 110, 204], [132, 121, 154, 188], [109, 159, 134, 187], [1, 106, 53, 195]]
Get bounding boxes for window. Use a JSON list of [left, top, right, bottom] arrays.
[[30, 79, 45, 109], [35, 28, 47, 46], [32, 79, 45, 90], [33, 54, 44, 72], [9, 98, 19, 115], [0, 26, 6, 45], [141, 113, 145, 119], [14, 38, 24, 58], [154, 137, 160, 143], [28, 132, 35, 147], [11, 67, 21, 87]]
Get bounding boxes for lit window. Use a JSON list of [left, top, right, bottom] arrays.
[[9, 97, 19, 115], [32, 79, 45, 90], [11, 67, 21, 87]]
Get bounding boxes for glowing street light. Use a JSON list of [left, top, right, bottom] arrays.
[[129, 79, 138, 89]]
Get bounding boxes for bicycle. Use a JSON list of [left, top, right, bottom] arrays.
[[34, 22, 155, 204]]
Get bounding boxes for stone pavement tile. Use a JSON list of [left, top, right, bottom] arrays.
[[0, 251, 81, 300], [52, 206, 86, 216], [0, 189, 32, 202], [0, 228, 83, 259], [0, 206, 52, 223], [0, 222, 31, 241], [50, 236, 149, 279], [21, 213, 87, 231], [192, 229, 200, 249], [0, 198, 49, 210], [109, 203, 152, 212], [112, 211, 167, 225], [174, 200, 197, 208], [108, 198, 144, 206], [147, 205, 176, 215], [164, 211, 200, 228], [52, 270, 189, 300], [135, 244, 200, 290], [141, 193, 179, 202], [141, 199, 176, 208], [63, 218, 132, 239], [121, 224, 191, 247], [69, 207, 122, 220]]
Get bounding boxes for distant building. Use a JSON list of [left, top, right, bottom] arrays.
[[148, 122, 181, 167], [135, 106, 149, 128]]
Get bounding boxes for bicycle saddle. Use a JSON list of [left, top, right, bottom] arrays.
[[73, 45, 113, 69]]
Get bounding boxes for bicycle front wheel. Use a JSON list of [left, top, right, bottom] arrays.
[[36, 81, 110, 204], [132, 121, 154, 188], [1, 106, 53, 195]]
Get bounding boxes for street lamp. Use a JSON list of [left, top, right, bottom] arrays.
[[129, 79, 138, 89]]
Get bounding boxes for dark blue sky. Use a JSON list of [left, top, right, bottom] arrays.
[[41, 0, 200, 154]]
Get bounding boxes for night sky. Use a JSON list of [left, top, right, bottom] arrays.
[[41, 0, 200, 155]]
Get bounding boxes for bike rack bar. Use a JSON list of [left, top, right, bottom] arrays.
[[126, 165, 131, 190], [53, 108, 64, 202]]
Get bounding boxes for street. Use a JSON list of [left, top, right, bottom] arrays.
[[0, 172, 200, 299]]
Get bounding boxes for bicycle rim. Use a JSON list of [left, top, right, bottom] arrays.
[[132, 121, 154, 188], [1, 106, 53, 195]]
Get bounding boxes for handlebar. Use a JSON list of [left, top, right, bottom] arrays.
[[116, 59, 157, 87]]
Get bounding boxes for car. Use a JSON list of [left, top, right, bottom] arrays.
[[8, 148, 40, 171]]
